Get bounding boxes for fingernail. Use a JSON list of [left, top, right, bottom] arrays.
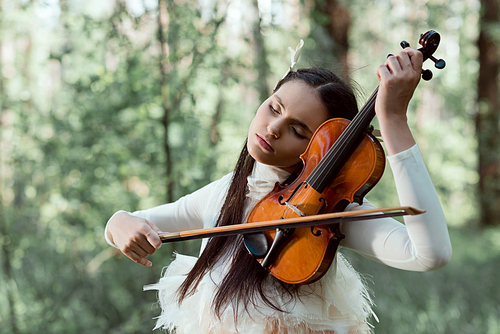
[[387, 54, 394, 58]]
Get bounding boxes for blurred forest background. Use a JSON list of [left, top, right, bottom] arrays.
[[1, 0, 500, 333]]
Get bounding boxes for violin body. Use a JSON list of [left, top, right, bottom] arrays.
[[246, 118, 385, 284]]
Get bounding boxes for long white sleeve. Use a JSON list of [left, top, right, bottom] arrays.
[[340, 144, 452, 271], [130, 173, 232, 232], [104, 173, 233, 248], [104, 161, 293, 251]]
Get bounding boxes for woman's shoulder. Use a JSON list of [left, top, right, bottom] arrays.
[[182, 172, 234, 209], [197, 171, 234, 194]]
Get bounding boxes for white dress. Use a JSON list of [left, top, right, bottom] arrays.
[[105, 144, 452, 333]]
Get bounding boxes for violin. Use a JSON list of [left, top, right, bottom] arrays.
[[242, 30, 446, 284], [160, 31, 445, 285]]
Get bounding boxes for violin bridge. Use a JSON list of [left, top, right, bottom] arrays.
[[285, 202, 307, 217]]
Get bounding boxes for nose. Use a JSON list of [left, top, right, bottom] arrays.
[[267, 120, 281, 138]]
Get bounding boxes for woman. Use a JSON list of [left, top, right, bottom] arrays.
[[105, 44, 452, 333]]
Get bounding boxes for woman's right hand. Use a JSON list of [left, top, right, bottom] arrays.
[[107, 211, 164, 267]]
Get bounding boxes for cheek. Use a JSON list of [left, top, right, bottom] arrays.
[[248, 108, 265, 133], [247, 119, 255, 137], [284, 139, 309, 161], [247, 116, 262, 139], [292, 135, 310, 152], [295, 144, 309, 159]]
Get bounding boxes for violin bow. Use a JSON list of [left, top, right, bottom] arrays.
[[159, 206, 425, 243]]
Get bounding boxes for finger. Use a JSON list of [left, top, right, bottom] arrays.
[[392, 51, 416, 75], [145, 221, 164, 250], [137, 242, 155, 257], [401, 48, 423, 71], [383, 52, 421, 87], [130, 221, 161, 254], [377, 64, 392, 82], [399, 51, 423, 86], [126, 250, 153, 267], [121, 232, 155, 256], [396, 51, 413, 70], [384, 55, 404, 75], [134, 235, 157, 255], [144, 229, 163, 250]]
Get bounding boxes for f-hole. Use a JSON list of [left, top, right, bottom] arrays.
[[278, 195, 286, 205], [310, 226, 322, 236]]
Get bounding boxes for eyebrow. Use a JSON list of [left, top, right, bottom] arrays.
[[275, 94, 313, 135]]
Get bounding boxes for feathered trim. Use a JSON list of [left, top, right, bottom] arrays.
[[144, 250, 376, 334]]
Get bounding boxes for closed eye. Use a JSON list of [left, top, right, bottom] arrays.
[[292, 126, 307, 139], [269, 104, 280, 114], [269, 101, 309, 139]]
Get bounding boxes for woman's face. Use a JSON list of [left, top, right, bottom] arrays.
[[247, 80, 329, 172]]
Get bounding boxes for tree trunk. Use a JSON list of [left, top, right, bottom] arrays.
[[312, 0, 351, 79], [157, 0, 174, 203], [0, 1, 20, 332], [477, 0, 500, 226], [210, 65, 227, 146], [252, 0, 270, 101]]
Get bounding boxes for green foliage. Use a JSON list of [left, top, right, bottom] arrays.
[[347, 226, 500, 334]]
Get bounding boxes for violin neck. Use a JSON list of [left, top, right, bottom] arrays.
[[306, 87, 379, 193]]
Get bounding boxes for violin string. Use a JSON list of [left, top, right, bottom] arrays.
[[284, 183, 317, 219], [308, 88, 378, 188], [307, 86, 377, 188], [314, 110, 369, 182], [287, 183, 315, 218]]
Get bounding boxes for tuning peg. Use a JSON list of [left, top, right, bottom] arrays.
[[422, 69, 433, 81], [400, 41, 410, 49], [429, 55, 446, 69]]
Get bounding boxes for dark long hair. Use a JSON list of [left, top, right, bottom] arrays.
[[176, 68, 359, 320]]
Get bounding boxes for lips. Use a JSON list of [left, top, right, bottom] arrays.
[[256, 134, 274, 152]]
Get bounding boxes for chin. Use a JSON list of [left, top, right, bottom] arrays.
[[278, 161, 303, 174], [247, 141, 266, 162]]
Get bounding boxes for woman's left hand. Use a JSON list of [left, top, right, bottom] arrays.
[[375, 48, 423, 155]]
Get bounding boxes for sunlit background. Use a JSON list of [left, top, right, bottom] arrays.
[[1, 0, 499, 333]]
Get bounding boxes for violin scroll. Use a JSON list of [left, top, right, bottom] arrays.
[[400, 30, 446, 81]]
